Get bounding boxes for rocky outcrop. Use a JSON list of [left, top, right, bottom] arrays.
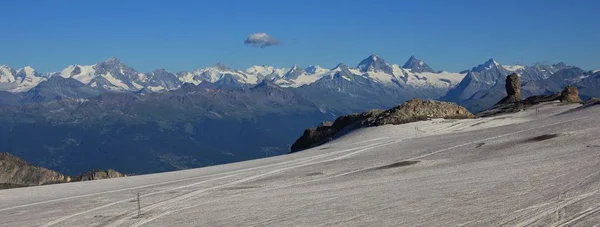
[[291, 99, 474, 152], [559, 85, 582, 103], [0, 152, 71, 187], [479, 76, 584, 117], [497, 73, 521, 104], [291, 110, 383, 153], [361, 99, 475, 127], [0, 152, 126, 189], [75, 169, 127, 181]]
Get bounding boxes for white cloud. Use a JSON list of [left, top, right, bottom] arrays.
[[244, 33, 281, 48]]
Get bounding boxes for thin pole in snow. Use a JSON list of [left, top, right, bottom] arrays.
[[137, 192, 141, 218]]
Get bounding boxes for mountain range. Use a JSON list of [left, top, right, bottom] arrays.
[[0, 54, 598, 175], [0, 55, 467, 95]]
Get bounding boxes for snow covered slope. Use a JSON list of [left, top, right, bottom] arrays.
[[2, 102, 599, 226]]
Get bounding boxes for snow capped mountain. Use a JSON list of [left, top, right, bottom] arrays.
[[245, 65, 287, 78], [402, 56, 435, 73], [502, 62, 573, 81], [0, 65, 47, 92], [0, 55, 472, 94], [143, 69, 181, 92], [441, 58, 510, 102], [269, 65, 332, 88], [1, 55, 584, 102], [502, 64, 525, 72], [58, 64, 97, 84], [472, 58, 502, 72], [0, 65, 17, 83], [357, 54, 395, 75], [177, 63, 261, 86], [13, 66, 47, 92]]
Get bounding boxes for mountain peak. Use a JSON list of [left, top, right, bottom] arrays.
[[304, 65, 324, 74], [402, 55, 435, 73], [484, 58, 500, 67], [357, 54, 393, 74], [332, 63, 347, 70], [105, 57, 121, 64], [215, 62, 230, 70], [552, 62, 568, 69], [471, 58, 502, 72], [152, 68, 169, 74]]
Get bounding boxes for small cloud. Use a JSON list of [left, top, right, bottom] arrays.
[[244, 33, 281, 48]]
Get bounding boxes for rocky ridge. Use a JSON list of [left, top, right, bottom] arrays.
[[290, 99, 474, 152], [0, 152, 126, 189]]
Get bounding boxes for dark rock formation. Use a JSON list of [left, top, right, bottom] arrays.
[[75, 169, 127, 181], [478, 76, 584, 117], [291, 99, 474, 152], [361, 99, 475, 127], [0, 152, 126, 189], [497, 73, 521, 104], [290, 110, 383, 153]]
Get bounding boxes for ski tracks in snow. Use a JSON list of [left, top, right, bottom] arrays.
[[39, 138, 396, 227]]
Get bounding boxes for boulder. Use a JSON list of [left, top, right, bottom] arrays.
[[497, 73, 521, 104], [559, 85, 582, 103]]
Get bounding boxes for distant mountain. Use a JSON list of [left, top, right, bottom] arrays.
[[402, 56, 435, 73], [438, 58, 593, 112], [441, 59, 508, 102], [0, 65, 47, 92], [21, 76, 100, 103], [2, 55, 468, 97], [577, 71, 600, 98]]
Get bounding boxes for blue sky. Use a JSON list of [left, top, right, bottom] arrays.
[[1, 0, 599, 73]]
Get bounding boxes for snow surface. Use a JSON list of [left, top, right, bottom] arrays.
[[147, 85, 166, 92], [503, 65, 526, 71], [103, 72, 130, 91], [245, 65, 287, 78], [2, 102, 600, 226], [364, 71, 395, 83], [60, 65, 97, 84], [397, 64, 466, 88]]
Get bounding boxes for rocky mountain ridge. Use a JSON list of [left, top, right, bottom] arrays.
[[0, 152, 125, 189]]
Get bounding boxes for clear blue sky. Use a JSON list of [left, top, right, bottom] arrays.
[[1, 0, 599, 73]]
